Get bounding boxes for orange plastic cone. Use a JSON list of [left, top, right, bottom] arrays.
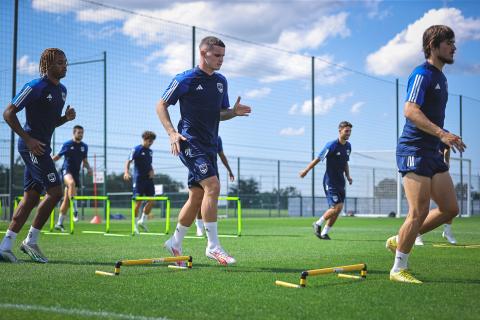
[[90, 215, 101, 224]]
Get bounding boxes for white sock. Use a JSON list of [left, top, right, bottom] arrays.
[[444, 223, 452, 233], [58, 214, 65, 225], [321, 225, 331, 236], [73, 200, 78, 213], [392, 250, 409, 273], [140, 213, 148, 223], [316, 216, 325, 226], [0, 230, 17, 251], [204, 221, 219, 251], [25, 226, 41, 245], [196, 218, 204, 231], [172, 223, 189, 248]]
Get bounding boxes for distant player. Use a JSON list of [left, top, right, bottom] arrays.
[[0, 48, 75, 263], [52, 125, 92, 231], [124, 131, 156, 234], [156, 36, 251, 265], [386, 25, 465, 283], [195, 135, 235, 236], [299, 121, 353, 240]]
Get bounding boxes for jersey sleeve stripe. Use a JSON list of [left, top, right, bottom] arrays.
[[162, 79, 179, 103], [12, 86, 32, 107], [408, 74, 423, 103]]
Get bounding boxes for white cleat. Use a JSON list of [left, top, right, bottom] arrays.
[[0, 249, 18, 263], [414, 235, 424, 246], [442, 231, 457, 244], [196, 228, 204, 237], [137, 221, 148, 233], [163, 238, 185, 267], [206, 246, 236, 266]]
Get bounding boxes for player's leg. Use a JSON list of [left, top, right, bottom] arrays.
[[390, 173, 430, 283], [195, 210, 205, 236], [137, 181, 155, 232], [133, 200, 143, 234], [442, 218, 456, 244], [64, 174, 78, 221], [55, 186, 69, 231], [320, 202, 343, 239]]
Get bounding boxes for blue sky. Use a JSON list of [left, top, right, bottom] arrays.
[[1, 0, 479, 195]]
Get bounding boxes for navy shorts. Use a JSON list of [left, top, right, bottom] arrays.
[[397, 153, 448, 178], [323, 184, 345, 208], [133, 178, 155, 197], [19, 149, 61, 193], [61, 169, 80, 187], [179, 141, 218, 189]]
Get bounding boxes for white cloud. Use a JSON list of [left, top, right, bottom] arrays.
[[289, 92, 353, 116], [17, 55, 37, 75], [279, 127, 305, 136], [365, 0, 390, 20], [76, 8, 128, 23], [81, 25, 122, 40], [366, 8, 480, 76], [244, 87, 271, 99], [32, 0, 81, 13], [350, 101, 365, 114]]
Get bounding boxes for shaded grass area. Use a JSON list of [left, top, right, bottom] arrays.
[[1, 217, 479, 319]]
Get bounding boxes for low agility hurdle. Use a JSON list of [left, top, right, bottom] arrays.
[[95, 255, 193, 276], [131, 196, 171, 236], [275, 263, 367, 288], [70, 196, 110, 234]]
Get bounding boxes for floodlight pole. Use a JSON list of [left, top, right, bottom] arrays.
[[192, 26, 196, 68], [459, 95, 463, 216]]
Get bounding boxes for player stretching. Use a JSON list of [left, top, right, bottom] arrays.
[[387, 25, 465, 283], [300, 121, 353, 240], [195, 135, 235, 236], [124, 131, 157, 234], [0, 48, 75, 263], [156, 36, 251, 265], [52, 125, 92, 231]]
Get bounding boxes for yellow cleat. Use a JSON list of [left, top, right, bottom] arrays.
[[385, 235, 397, 253], [390, 270, 422, 284]]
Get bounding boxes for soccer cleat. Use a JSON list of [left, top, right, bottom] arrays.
[[312, 222, 322, 239], [320, 234, 331, 240], [414, 235, 424, 246], [54, 224, 65, 232], [386, 235, 397, 253], [442, 231, 457, 245], [0, 249, 18, 263], [390, 269, 422, 284], [196, 228, 204, 237], [137, 221, 148, 233], [73, 212, 79, 223], [163, 238, 185, 267], [20, 241, 48, 263], [206, 246, 236, 266]]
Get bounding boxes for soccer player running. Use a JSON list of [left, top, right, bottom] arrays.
[[299, 121, 353, 240], [195, 135, 235, 236], [0, 48, 75, 263], [156, 36, 251, 265], [52, 125, 92, 231], [123, 131, 157, 234], [387, 25, 465, 283]]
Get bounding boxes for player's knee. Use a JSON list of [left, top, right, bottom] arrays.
[[189, 189, 204, 205], [203, 183, 220, 198], [67, 182, 76, 189], [47, 187, 63, 202], [442, 203, 459, 219]]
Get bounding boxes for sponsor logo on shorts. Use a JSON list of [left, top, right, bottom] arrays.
[[185, 148, 191, 157], [332, 195, 338, 202], [407, 156, 415, 168], [217, 83, 223, 93], [199, 163, 208, 175], [47, 173, 56, 182]]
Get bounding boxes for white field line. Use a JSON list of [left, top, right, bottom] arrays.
[[0, 303, 170, 320]]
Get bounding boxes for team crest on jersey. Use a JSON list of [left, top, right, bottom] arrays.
[[47, 173, 56, 183], [198, 163, 208, 175], [62, 92, 66, 102], [70, 146, 74, 150], [80, 146, 85, 152], [217, 83, 223, 93]]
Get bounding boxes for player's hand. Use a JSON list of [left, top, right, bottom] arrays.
[[169, 131, 187, 156], [440, 131, 466, 153], [123, 172, 131, 181], [148, 170, 154, 179], [347, 176, 353, 185], [299, 169, 308, 178], [229, 172, 235, 182], [65, 105, 76, 121], [25, 136, 46, 156], [233, 96, 251, 117]]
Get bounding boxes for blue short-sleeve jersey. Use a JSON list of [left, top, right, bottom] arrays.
[[217, 136, 223, 154], [317, 139, 351, 189], [58, 140, 88, 174], [12, 77, 67, 146], [397, 62, 448, 156], [129, 145, 153, 180], [161, 67, 230, 152]]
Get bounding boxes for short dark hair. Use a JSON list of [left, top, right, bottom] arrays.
[[73, 125, 84, 132], [423, 25, 454, 59], [142, 131, 156, 141], [199, 36, 225, 51], [338, 121, 352, 129]]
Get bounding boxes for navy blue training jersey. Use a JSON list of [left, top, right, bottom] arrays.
[[129, 145, 153, 180], [12, 77, 67, 147], [58, 140, 88, 175], [161, 67, 230, 152], [318, 139, 351, 189], [397, 62, 448, 156], [217, 136, 223, 154]]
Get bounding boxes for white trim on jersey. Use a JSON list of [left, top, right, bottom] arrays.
[[408, 74, 424, 103], [162, 79, 179, 103], [319, 148, 330, 162], [12, 86, 32, 107]]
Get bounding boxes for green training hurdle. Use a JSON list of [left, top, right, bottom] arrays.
[[14, 196, 55, 232], [69, 196, 110, 234], [218, 196, 242, 237], [131, 196, 171, 236]]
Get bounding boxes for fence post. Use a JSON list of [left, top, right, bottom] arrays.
[[237, 157, 240, 199], [459, 95, 464, 216], [311, 56, 315, 217], [277, 160, 280, 216], [192, 26, 196, 68], [396, 78, 401, 218]]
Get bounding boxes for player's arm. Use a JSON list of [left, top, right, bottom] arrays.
[[219, 151, 235, 181], [52, 154, 61, 161], [299, 158, 320, 178], [83, 158, 93, 175], [56, 105, 76, 127], [123, 159, 132, 181], [220, 96, 251, 121], [344, 162, 352, 185], [404, 102, 465, 153], [156, 99, 186, 156]]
